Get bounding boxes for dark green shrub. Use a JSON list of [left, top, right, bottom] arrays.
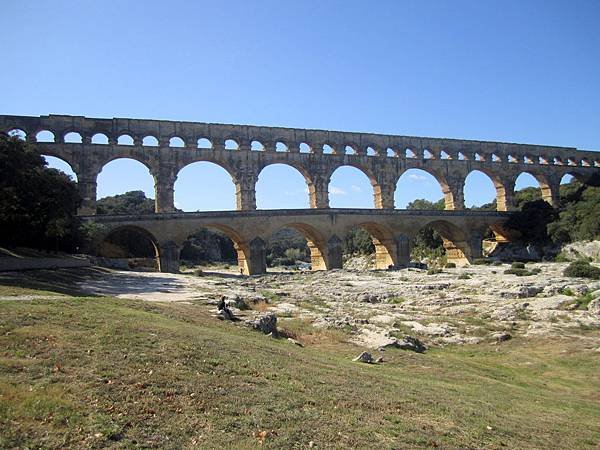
[[511, 262, 526, 269], [563, 260, 600, 279], [445, 262, 456, 268], [492, 261, 503, 266], [458, 273, 471, 280], [427, 268, 443, 275], [554, 253, 570, 263], [504, 268, 534, 276], [473, 258, 492, 265]]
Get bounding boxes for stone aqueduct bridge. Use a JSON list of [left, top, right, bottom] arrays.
[[88, 209, 510, 274], [2, 114, 599, 274]]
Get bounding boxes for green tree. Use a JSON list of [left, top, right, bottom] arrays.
[[0, 134, 80, 250], [406, 198, 445, 210], [97, 190, 155, 215], [406, 197, 445, 260], [548, 185, 600, 242], [343, 227, 375, 255]]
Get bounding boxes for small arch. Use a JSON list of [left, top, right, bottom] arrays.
[[117, 134, 134, 146], [169, 137, 185, 148], [225, 139, 239, 150], [423, 149, 434, 159], [43, 155, 78, 182], [299, 142, 311, 153], [406, 148, 416, 158], [7, 128, 26, 140], [323, 144, 335, 155], [345, 145, 356, 155], [197, 138, 212, 149], [64, 132, 82, 144], [142, 136, 159, 147], [457, 152, 466, 160], [366, 146, 377, 156], [92, 133, 109, 145], [251, 140, 264, 151], [492, 154, 502, 162], [386, 148, 396, 157], [36, 130, 55, 143], [507, 155, 518, 163], [276, 142, 288, 152], [440, 151, 451, 160]]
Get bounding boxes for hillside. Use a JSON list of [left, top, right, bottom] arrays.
[[1, 278, 599, 449]]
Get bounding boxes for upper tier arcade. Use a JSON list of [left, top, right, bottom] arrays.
[[2, 114, 599, 215]]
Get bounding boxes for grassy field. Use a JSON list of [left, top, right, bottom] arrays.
[[1, 284, 599, 449]]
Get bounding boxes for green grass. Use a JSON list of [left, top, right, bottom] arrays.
[[260, 290, 282, 303], [562, 293, 596, 311], [1, 286, 599, 448]]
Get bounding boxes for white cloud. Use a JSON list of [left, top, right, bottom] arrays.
[[284, 188, 310, 196], [329, 186, 346, 196], [408, 173, 427, 181], [350, 185, 362, 192]]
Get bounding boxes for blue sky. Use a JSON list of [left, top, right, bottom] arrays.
[[2, 0, 599, 210]]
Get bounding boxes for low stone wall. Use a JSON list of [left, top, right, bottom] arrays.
[[0, 256, 90, 272]]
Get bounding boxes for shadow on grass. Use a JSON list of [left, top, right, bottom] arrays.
[[0, 267, 110, 296]]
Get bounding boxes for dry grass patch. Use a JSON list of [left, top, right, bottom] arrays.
[[1, 293, 599, 449]]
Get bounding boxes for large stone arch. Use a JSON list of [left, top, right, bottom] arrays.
[[256, 162, 314, 209], [270, 222, 329, 271], [96, 224, 161, 270], [513, 170, 555, 206], [175, 223, 258, 275], [464, 168, 512, 211], [96, 153, 157, 175], [328, 163, 381, 208], [39, 150, 79, 176], [95, 157, 158, 207], [395, 167, 452, 210], [419, 219, 476, 265], [174, 160, 239, 211], [353, 221, 398, 269], [42, 155, 79, 182]]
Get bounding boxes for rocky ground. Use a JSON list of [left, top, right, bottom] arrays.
[[57, 259, 600, 352]]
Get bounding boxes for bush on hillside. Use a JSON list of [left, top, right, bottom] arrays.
[[563, 260, 600, 279]]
